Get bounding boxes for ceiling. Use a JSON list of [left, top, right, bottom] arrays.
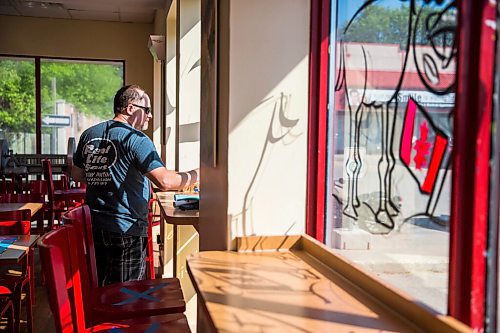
[[0, 0, 166, 23]]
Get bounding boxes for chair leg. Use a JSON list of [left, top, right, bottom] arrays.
[[28, 252, 35, 305], [2, 301, 15, 333], [25, 283, 33, 333], [47, 211, 55, 230], [13, 293, 21, 333], [7, 301, 14, 333], [36, 215, 44, 234]]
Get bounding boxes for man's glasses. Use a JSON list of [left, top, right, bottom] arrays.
[[131, 104, 151, 115]]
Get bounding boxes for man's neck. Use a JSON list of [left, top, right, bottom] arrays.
[[113, 113, 141, 130], [113, 113, 129, 124]]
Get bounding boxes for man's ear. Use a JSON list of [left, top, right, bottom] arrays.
[[124, 104, 134, 116]]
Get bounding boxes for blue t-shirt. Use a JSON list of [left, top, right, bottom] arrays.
[[74, 120, 164, 236]]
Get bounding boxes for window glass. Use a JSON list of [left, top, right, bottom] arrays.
[[40, 59, 123, 154], [0, 57, 36, 154], [327, 0, 458, 313]]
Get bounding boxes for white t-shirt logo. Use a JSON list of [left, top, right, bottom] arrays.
[[82, 138, 117, 185]]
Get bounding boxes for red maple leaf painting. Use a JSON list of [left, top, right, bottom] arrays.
[[413, 121, 431, 170]]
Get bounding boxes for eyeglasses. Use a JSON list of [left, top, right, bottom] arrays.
[[131, 104, 151, 115]]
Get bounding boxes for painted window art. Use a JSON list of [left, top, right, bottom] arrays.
[[327, 0, 458, 313], [331, 0, 457, 233]]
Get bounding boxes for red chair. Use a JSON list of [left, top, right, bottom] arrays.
[[42, 159, 86, 229], [0, 209, 31, 235], [0, 297, 15, 332], [0, 176, 14, 194], [0, 193, 46, 233], [146, 198, 161, 279], [11, 174, 29, 194], [27, 179, 47, 196], [0, 210, 34, 333], [61, 205, 186, 325], [38, 225, 191, 333]]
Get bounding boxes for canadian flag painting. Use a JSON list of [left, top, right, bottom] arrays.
[[400, 98, 449, 195]]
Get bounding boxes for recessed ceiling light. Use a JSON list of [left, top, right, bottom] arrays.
[[18, 1, 65, 10]]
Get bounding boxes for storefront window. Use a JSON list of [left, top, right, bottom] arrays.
[[326, 0, 458, 313]]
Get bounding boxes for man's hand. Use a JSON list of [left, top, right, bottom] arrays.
[[182, 169, 199, 192]]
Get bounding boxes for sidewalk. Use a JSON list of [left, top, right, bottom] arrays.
[[332, 222, 449, 314]]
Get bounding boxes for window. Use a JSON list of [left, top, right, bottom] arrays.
[[0, 56, 36, 154], [325, 0, 458, 314], [40, 59, 123, 154], [0, 55, 124, 155]]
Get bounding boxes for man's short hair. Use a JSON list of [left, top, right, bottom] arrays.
[[113, 85, 145, 115]]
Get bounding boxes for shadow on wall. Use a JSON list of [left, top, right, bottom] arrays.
[[228, 0, 310, 131], [236, 93, 300, 236]]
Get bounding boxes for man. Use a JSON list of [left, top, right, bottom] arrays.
[[72, 84, 199, 286]]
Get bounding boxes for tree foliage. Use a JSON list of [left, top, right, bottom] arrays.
[[40, 61, 122, 119], [0, 59, 123, 138], [0, 60, 36, 134], [340, 3, 457, 47]]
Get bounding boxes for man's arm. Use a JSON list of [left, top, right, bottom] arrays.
[[71, 165, 87, 184], [146, 167, 199, 191]]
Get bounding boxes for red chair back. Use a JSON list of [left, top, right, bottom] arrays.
[[0, 177, 14, 194], [0, 209, 31, 235], [28, 180, 48, 196], [61, 205, 98, 289], [29, 178, 67, 195], [54, 176, 69, 191], [0, 192, 47, 234], [42, 160, 56, 207], [38, 225, 87, 333], [0, 193, 45, 204], [42, 159, 79, 230]]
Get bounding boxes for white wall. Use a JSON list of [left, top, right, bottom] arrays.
[[165, 1, 178, 169], [152, 9, 167, 153], [227, 0, 310, 239], [178, 0, 201, 172]]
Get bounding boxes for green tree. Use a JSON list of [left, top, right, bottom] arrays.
[[41, 61, 122, 120], [0, 60, 36, 135], [340, 4, 457, 47]]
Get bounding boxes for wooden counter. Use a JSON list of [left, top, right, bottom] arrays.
[[156, 192, 199, 231], [187, 235, 471, 333], [156, 191, 199, 278]]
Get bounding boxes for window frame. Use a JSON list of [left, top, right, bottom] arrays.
[[306, 0, 497, 331], [0, 54, 125, 154]]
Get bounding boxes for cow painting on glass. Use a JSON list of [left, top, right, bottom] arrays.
[[333, 0, 457, 233]]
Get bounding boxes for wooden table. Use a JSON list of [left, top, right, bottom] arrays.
[[0, 203, 43, 216], [0, 235, 39, 264], [187, 235, 472, 333], [156, 192, 199, 277]]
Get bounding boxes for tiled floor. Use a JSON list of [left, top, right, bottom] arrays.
[[31, 249, 56, 333]]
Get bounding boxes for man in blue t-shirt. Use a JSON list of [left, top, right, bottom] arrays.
[[72, 85, 199, 286]]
